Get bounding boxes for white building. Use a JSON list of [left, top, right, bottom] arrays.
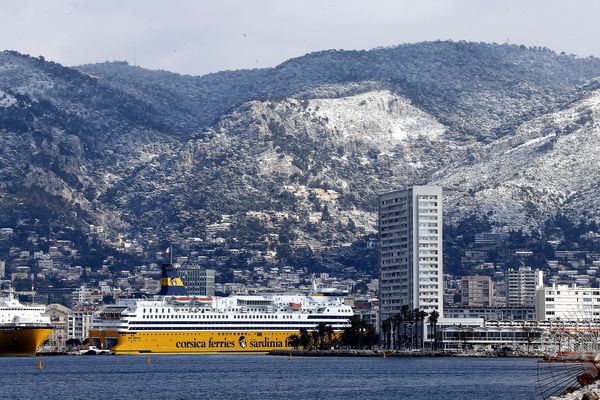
[[67, 308, 98, 341], [536, 283, 600, 320], [379, 185, 443, 322], [70, 286, 103, 307], [506, 267, 543, 307], [44, 304, 71, 351]]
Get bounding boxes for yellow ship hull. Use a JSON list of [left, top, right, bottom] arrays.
[[90, 330, 301, 354], [0, 326, 53, 356]]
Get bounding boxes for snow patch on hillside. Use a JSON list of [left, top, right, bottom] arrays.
[[311, 90, 446, 144], [0, 90, 16, 108], [439, 88, 600, 230]]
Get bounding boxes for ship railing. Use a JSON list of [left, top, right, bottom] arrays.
[[5, 322, 53, 328]]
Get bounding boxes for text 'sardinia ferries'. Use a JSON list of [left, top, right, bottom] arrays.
[[89, 264, 353, 354]]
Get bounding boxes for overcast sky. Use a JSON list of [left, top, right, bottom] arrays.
[[1, 0, 599, 76]]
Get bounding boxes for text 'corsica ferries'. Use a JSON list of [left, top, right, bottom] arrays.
[[89, 264, 353, 354]]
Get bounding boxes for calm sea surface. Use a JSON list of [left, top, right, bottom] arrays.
[[0, 355, 536, 400]]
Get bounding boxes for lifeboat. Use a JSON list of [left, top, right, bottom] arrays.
[[289, 302, 302, 309], [172, 296, 212, 304], [194, 297, 212, 303], [172, 296, 192, 304]]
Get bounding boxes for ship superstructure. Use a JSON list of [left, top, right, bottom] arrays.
[[0, 291, 53, 355], [89, 264, 353, 353]]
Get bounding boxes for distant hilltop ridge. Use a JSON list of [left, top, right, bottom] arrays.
[[1, 40, 600, 273]]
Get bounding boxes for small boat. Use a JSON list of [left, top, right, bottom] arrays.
[[79, 346, 111, 355]]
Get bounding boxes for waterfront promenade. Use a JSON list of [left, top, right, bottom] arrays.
[[269, 349, 537, 357]]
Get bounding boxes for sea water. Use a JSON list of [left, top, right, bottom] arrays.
[[0, 355, 536, 400]]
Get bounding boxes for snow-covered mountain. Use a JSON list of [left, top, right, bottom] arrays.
[[1, 41, 600, 273], [438, 79, 600, 231]]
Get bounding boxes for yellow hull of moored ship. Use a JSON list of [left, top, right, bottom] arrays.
[[89, 330, 305, 354], [0, 327, 53, 356]]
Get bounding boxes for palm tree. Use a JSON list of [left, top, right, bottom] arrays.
[[381, 318, 392, 349], [287, 334, 301, 349], [417, 310, 428, 350], [393, 312, 403, 350], [311, 330, 319, 350], [317, 322, 327, 350], [401, 305, 410, 350], [406, 308, 416, 350], [299, 328, 311, 350], [326, 324, 335, 349], [428, 310, 440, 351]]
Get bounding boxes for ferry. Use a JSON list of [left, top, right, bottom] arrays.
[[89, 264, 353, 354], [0, 291, 53, 356]]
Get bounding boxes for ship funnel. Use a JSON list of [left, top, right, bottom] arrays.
[[159, 264, 189, 296]]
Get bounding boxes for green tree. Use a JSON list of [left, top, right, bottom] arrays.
[[321, 205, 332, 222], [347, 218, 357, 233]]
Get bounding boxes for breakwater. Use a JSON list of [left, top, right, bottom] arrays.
[[548, 382, 600, 400]]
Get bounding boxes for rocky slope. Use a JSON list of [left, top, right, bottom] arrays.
[[437, 79, 600, 231], [108, 89, 459, 246]]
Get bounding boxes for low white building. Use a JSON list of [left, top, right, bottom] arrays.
[[536, 283, 600, 320], [435, 319, 600, 352], [67, 308, 98, 342]]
